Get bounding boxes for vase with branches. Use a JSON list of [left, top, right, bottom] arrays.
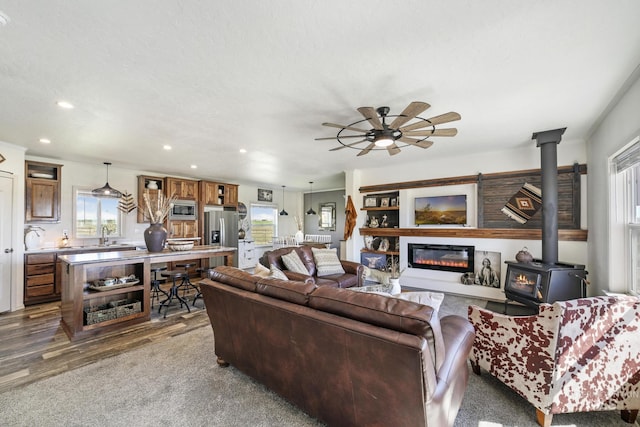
[[142, 190, 177, 252]]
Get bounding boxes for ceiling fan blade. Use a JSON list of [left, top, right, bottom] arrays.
[[386, 143, 401, 156], [329, 140, 368, 151], [399, 112, 461, 131], [388, 101, 431, 129], [357, 142, 377, 156], [357, 107, 383, 130], [322, 122, 370, 133], [315, 134, 368, 141], [398, 136, 434, 149], [402, 128, 458, 137]]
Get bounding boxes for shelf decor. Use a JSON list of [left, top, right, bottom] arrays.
[[142, 190, 177, 252]]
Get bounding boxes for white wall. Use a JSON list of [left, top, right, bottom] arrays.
[[346, 140, 588, 300], [587, 71, 640, 295]]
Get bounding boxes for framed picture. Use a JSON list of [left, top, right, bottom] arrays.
[[474, 250, 501, 288], [364, 197, 378, 207], [380, 197, 390, 207], [390, 197, 397, 207], [360, 252, 387, 270], [257, 188, 273, 202]]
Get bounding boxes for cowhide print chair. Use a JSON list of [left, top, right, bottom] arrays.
[[468, 296, 640, 427]]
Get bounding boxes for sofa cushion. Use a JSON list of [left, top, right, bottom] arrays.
[[309, 286, 437, 337], [269, 265, 289, 280], [253, 262, 271, 278], [256, 277, 317, 305], [210, 266, 259, 292], [281, 249, 310, 275], [311, 247, 345, 276]]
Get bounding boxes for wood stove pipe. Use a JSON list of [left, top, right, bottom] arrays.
[[531, 127, 566, 266]]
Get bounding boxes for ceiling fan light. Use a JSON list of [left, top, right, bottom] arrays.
[[374, 136, 394, 147]]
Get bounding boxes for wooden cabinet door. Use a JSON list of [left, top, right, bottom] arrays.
[[168, 220, 198, 238], [26, 179, 60, 223], [167, 178, 198, 200], [225, 184, 238, 207], [201, 181, 219, 205]]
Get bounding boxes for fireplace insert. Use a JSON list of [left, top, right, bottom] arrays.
[[408, 243, 474, 273]]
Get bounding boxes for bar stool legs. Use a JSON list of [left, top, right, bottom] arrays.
[[193, 267, 214, 307], [175, 263, 199, 298], [158, 271, 192, 319], [150, 266, 168, 309]]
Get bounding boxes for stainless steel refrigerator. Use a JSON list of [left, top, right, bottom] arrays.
[[204, 209, 239, 267]]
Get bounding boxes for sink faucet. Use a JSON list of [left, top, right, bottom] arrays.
[[100, 226, 109, 246]]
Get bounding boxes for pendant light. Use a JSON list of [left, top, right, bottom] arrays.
[[279, 185, 288, 216], [92, 162, 123, 198], [306, 181, 317, 215]]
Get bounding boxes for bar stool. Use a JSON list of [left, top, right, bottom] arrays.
[[158, 270, 192, 318], [175, 262, 199, 298], [193, 267, 214, 307], [150, 265, 168, 309]]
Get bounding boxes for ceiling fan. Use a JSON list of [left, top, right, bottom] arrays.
[[316, 101, 461, 156]]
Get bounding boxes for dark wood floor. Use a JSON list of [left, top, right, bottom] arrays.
[[0, 285, 210, 394]]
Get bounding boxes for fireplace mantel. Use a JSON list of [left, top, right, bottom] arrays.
[[359, 227, 587, 241]]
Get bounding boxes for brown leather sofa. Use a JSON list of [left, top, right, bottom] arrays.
[[200, 266, 475, 427], [259, 245, 364, 288]]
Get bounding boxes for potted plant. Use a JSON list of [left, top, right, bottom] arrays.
[[387, 256, 404, 294]]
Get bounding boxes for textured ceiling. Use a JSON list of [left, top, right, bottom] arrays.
[[1, 1, 640, 190]]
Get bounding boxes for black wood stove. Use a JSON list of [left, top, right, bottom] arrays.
[[504, 128, 587, 308]]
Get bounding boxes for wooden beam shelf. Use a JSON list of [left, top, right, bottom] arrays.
[[359, 228, 587, 242]]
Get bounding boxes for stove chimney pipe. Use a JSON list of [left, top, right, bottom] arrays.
[[531, 127, 566, 266]]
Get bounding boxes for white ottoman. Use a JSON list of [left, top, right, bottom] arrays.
[[396, 291, 445, 312]]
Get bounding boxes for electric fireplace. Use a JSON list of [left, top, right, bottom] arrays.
[[408, 243, 474, 274]]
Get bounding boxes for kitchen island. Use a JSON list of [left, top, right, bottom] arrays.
[[58, 245, 236, 340]]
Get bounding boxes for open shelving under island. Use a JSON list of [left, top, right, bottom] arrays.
[[58, 245, 236, 341]]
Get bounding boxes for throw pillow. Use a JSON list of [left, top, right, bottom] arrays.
[[253, 262, 271, 278], [269, 265, 289, 281], [311, 247, 345, 277], [281, 250, 310, 275]]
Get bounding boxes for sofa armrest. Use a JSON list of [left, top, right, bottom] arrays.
[[341, 261, 364, 286]]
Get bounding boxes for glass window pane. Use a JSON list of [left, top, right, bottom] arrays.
[[631, 227, 640, 295], [74, 189, 122, 239], [250, 204, 278, 246]]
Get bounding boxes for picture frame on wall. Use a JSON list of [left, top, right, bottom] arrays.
[[258, 188, 273, 202], [364, 197, 378, 207]]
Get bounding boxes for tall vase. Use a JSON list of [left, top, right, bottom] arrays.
[[295, 230, 304, 244], [144, 223, 167, 253]]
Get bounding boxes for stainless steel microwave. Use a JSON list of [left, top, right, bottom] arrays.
[[169, 200, 197, 220]]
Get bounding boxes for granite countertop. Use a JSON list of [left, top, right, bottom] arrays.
[[25, 243, 139, 254], [58, 245, 237, 265]]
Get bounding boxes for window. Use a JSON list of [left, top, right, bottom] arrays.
[[250, 203, 278, 246], [74, 188, 123, 239], [610, 137, 640, 295]]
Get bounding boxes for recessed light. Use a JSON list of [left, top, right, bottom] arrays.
[[163, 145, 172, 150], [39, 138, 51, 144], [239, 148, 247, 154], [56, 101, 74, 109], [0, 11, 10, 27], [190, 164, 197, 169]]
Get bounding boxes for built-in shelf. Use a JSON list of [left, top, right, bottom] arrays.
[[359, 227, 587, 241]]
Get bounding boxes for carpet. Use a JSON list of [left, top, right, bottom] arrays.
[[0, 295, 634, 427]]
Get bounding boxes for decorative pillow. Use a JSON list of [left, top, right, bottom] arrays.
[[269, 265, 289, 281], [311, 247, 345, 277], [253, 262, 271, 278], [281, 250, 310, 275]]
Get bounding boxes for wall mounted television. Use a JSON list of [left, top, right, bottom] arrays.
[[414, 195, 467, 225]]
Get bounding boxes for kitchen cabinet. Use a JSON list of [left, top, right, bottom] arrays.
[[168, 220, 198, 238], [200, 181, 238, 207], [166, 177, 198, 200], [24, 246, 137, 306], [137, 175, 166, 223], [25, 161, 62, 223], [238, 239, 256, 269]]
